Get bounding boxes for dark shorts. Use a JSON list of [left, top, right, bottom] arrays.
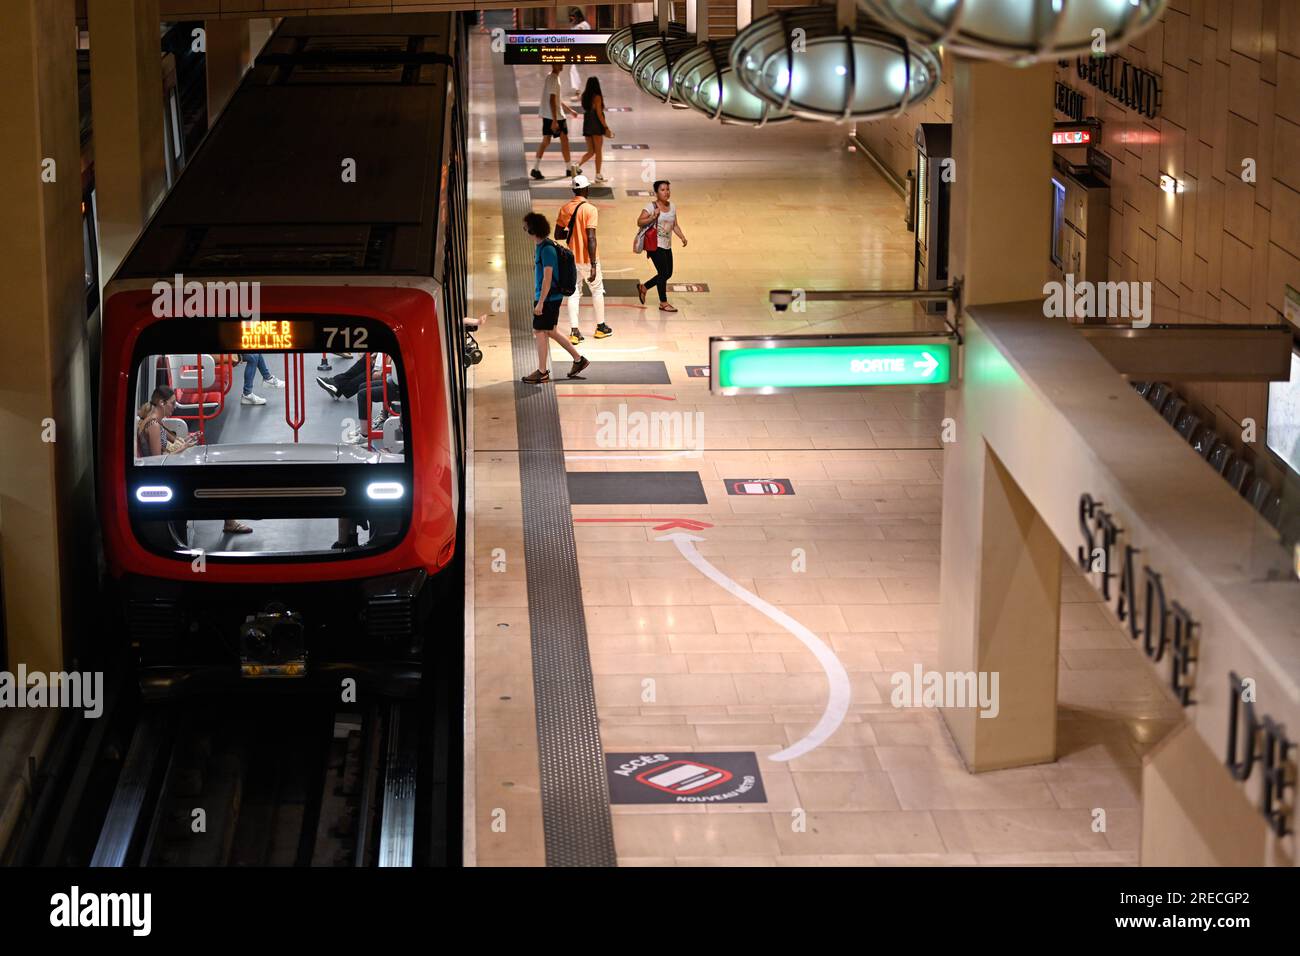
[[540, 117, 569, 138], [532, 297, 562, 330]]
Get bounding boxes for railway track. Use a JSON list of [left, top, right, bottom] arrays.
[[90, 697, 427, 867]]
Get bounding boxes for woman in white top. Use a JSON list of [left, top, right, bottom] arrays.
[[636, 180, 688, 312]]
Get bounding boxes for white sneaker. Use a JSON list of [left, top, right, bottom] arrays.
[[241, 393, 267, 405], [263, 376, 285, 388], [342, 428, 367, 445]]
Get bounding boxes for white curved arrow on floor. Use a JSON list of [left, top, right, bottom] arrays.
[[655, 531, 850, 761]]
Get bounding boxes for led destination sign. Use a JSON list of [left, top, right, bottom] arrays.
[[217, 320, 316, 351], [710, 335, 953, 396], [504, 32, 612, 65]]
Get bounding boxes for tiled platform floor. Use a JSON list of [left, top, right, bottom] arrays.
[[465, 28, 1181, 866]]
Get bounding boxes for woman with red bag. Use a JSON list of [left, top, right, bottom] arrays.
[[635, 180, 688, 313]]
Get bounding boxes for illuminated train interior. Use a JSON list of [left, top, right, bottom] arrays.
[[131, 321, 407, 560]]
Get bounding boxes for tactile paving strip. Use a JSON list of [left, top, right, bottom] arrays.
[[531, 186, 616, 201], [492, 57, 618, 867]]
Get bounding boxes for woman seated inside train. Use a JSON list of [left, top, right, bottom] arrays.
[[136, 385, 197, 459], [135, 385, 252, 535]]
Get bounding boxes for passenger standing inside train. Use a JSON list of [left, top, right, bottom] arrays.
[[556, 174, 613, 345], [522, 212, 589, 384], [531, 64, 581, 181], [239, 352, 284, 405], [637, 180, 688, 312], [567, 8, 591, 100]]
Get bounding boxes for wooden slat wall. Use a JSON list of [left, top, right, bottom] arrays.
[[707, 0, 736, 38]]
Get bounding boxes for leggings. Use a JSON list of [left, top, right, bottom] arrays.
[[644, 248, 674, 303]]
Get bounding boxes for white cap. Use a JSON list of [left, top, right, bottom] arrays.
[[572, 174, 591, 190]]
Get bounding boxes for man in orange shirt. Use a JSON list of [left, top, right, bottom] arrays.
[[555, 174, 612, 343]]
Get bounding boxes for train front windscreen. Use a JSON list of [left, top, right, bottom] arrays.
[[126, 316, 411, 561]]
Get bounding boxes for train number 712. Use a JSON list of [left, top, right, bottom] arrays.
[[324, 326, 368, 350]]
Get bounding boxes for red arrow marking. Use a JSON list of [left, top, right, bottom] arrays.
[[573, 517, 713, 532]]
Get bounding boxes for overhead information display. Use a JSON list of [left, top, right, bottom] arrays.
[[710, 335, 954, 395], [504, 32, 612, 65]]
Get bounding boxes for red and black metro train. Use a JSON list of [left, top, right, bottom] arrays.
[[99, 14, 472, 695]]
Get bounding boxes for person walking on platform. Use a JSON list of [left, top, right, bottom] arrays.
[[555, 174, 612, 344], [522, 212, 589, 384], [636, 180, 688, 312], [531, 64, 580, 181], [576, 77, 611, 183], [567, 8, 591, 100]]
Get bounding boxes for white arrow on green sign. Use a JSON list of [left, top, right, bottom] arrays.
[[710, 336, 954, 396]]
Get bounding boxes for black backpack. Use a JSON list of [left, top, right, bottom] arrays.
[[545, 239, 578, 297]]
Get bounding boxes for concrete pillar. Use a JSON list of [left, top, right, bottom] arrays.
[[87, 0, 167, 289], [248, 18, 276, 60], [206, 18, 252, 125], [948, 59, 1054, 306], [656, 0, 672, 30], [938, 60, 1059, 771], [0, 0, 95, 673], [939, 442, 1062, 770], [688, 0, 710, 40]]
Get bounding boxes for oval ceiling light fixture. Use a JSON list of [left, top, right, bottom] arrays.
[[632, 35, 699, 108], [856, 0, 1167, 63], [674, 39, 795, 127], [607, 20, 690, 74], [731, 7, 942, 123]]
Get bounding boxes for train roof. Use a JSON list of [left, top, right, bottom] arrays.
[[115, 13, 459, 282]]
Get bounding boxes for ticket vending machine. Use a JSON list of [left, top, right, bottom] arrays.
[[913, 123, 952, 316]]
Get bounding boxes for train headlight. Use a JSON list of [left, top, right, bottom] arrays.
[[366, 481, 404, 501], [135, 485, 174, 503]]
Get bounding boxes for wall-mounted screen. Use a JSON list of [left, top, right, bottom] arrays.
[[504, 32, 611, 64]]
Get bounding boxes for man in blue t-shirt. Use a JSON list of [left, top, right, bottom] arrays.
[[522, 211, 588, 384]]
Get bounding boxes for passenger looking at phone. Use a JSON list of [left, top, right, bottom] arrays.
[[136, 386, 251, 534]]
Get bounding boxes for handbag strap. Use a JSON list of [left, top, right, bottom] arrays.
[[561, 197, 587, 240]]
